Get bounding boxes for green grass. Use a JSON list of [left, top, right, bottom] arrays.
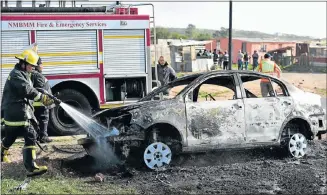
[[316, 88, 327, 96], [176, 72, 185, 78], [1, 177, 137, 194]]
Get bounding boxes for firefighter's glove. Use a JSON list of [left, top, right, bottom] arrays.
[[35, 93, 54, 106], [41, 94, 54, 106]]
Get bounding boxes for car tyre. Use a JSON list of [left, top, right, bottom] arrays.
[[143, 142, 172, 170], [49, 89, 92, 136], [287, 133, 308, 158]]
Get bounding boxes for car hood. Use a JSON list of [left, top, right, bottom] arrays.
[[92, 100, 165, 118], [289, 90, 325, 116]]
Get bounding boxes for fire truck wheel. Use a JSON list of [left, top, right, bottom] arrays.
[[49, 89, 92, 136]]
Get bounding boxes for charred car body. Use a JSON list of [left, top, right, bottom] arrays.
[[78, 71, 326, 169]]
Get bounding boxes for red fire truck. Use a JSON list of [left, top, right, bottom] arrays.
[[1, 2, 158, 135]]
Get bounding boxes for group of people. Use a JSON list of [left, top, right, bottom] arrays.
[[1, 44, 54, 177], [213, 49, 230, 70], [197, 49, 213, 58], [237, 50, 260, 71], [211, 49, 261, 71]]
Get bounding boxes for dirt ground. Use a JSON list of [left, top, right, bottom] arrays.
[[1, 137, 326, 194], [280, 73, 326, 97]]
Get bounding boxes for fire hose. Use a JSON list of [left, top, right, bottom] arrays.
[[36, 88, 62, 105], [32, 88, 62, 152]]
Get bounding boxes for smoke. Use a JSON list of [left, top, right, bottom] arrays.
[[91, 137, 122, 171]]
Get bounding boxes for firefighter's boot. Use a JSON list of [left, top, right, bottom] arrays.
[[1, 146, 11, 163], [23, 146, 47, 177]]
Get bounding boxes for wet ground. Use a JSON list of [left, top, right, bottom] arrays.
[[1, 138, 326, 194]]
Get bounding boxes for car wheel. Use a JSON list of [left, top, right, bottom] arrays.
[[143, 142, 172, 170], [49, 89, 92, 136], [288, 133, 308, 158]]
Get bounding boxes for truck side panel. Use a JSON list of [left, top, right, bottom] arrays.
[[36, 30, 99, 75], [1, 30, 30, 99]]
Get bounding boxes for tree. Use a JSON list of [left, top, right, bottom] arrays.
[[155, 27, 171, 40], [196, 33, 212, 41], [185, 24, 197, 39], [219, 27, 229, 38], [171, 32, 187, 39]]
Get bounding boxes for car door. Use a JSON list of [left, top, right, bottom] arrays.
[[239, 74, 285, 143], [185, 74, 246, 147], [270, 78, 294, 120]]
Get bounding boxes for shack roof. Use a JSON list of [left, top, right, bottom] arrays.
[[169, 40, 212, 47], [268, 46, 294, 53], [233, 37, 298, 43]]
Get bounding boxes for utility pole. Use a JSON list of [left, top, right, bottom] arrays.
[[228, 0, 233, 70]]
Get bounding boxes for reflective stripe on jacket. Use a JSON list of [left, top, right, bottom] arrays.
[[31, 70, 52, 108]]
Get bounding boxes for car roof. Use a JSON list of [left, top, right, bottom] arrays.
[[173, 70, 279, 83]]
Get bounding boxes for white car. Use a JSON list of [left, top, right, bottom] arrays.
[[78, 71, 326, 170]]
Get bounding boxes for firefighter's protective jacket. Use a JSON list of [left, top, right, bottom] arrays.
[[31, 70, 53, 108], [1, 64, 41, 126]]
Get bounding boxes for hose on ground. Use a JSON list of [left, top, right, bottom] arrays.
[[52, 145, 85, 154]]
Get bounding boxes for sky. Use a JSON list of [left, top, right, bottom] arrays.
[[7, 1, 327, 38]]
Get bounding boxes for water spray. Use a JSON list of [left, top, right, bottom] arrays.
[[35, 88, 121, 169]]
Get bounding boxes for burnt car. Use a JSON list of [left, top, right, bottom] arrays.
[[78, 71, 326, 170]]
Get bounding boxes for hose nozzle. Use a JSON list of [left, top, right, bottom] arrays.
[[36, 88, 62, 105]]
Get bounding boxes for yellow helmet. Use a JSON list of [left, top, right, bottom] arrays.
[[15, 49, 39, 66]]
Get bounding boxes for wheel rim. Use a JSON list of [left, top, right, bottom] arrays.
[[56, 100, 82, 128], [144, 142, 172, 170], [289, 133, 308, 158]]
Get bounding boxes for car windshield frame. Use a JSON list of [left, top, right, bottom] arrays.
[[139, 74, 203, 101]]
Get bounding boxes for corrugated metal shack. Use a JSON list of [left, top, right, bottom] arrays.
[[169, 40, 213, 72]]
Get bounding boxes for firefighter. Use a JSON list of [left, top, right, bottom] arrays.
[[0, 49, 54, 177], [257, 53, 282, 97], [31, 57, 53, 143]]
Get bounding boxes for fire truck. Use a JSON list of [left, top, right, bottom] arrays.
[[1, 2, 159, 136]]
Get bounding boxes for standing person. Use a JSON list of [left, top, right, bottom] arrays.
[[1, 49, 54, 176], [257, 53, 282, 97], [243, 52, 250, 70], [157, 56, 177, 87], [237, 50, 244, 70], [218, 50, 223, 69], [213, 49, 219, 68], [252, 50, 259, 71], [31, 57, 53, 143], [223, 51, 229, 70], [197, 50, 202, 57]]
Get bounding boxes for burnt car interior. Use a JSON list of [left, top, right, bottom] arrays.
[[241, 75, 288, 98], [192, 75, 236, 102], [143, 75, 199, 101]]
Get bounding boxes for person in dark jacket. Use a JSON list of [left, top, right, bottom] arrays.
[[223, 51, 229, 70], [0, 49, 54, 177], [31, 57, 53, 143], [243, 52, 250, 70], [252, 50, 259, 71], [157, 56, 177, 87], [213, 49, 218, 66]]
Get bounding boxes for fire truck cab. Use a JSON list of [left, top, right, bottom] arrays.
[[1, 2, 158, 135]]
